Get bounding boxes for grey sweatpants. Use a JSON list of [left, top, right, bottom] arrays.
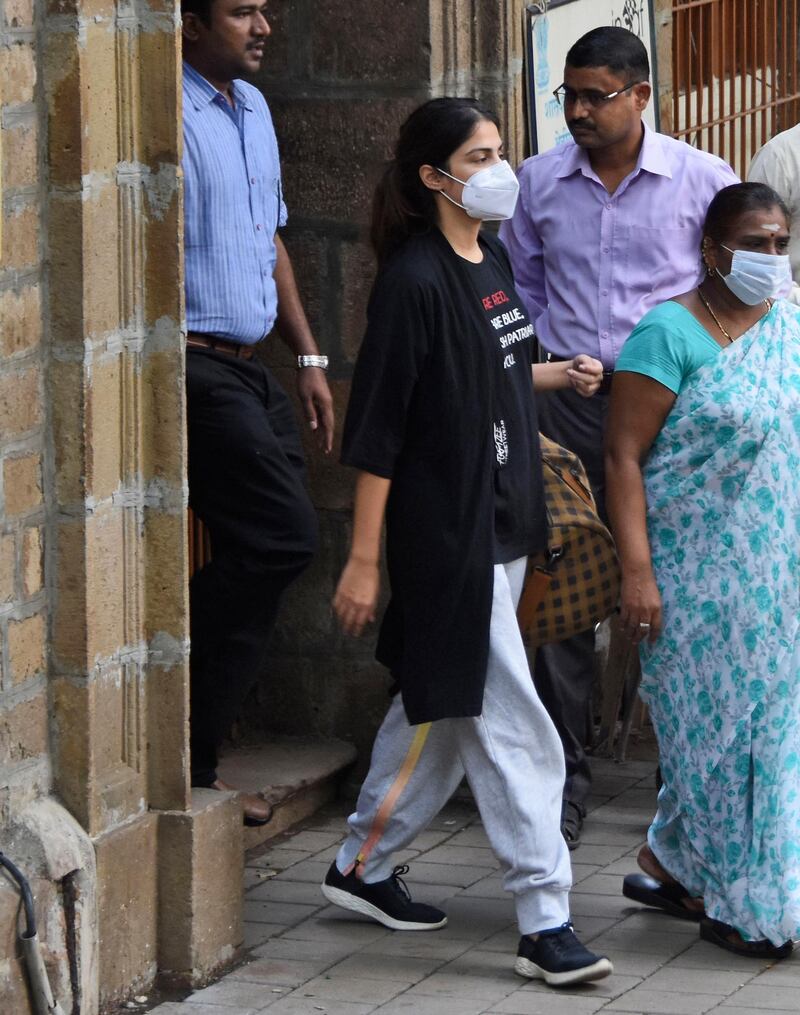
[[335, 557, 572, 935]]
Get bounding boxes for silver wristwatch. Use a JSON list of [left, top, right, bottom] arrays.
[[297, 354, 329, 370]]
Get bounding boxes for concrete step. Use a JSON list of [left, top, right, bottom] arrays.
[[216, 737, 357, 851]]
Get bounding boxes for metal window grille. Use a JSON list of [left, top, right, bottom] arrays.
[[672, 0, 800, 177]]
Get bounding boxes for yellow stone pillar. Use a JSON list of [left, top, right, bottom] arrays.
[[3, 0, 246, 1006]]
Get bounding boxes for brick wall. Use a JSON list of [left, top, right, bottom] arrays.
[[0, 2, 61, 1008], [0, 0, 229, 1008], [0, 0, 49, 816]]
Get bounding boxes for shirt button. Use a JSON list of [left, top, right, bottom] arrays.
[[602, 289, 608, 296], [602, 330, 610, 338], [256, 224, 262, 231], [603, 247, 610, 253], [606, 203, 613, 210], [251, 177, 256, 184]]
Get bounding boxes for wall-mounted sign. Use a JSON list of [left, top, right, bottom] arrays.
[[525, 0, 659, 155]]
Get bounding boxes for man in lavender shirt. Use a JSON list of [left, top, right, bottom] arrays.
[[500, 26, 736, 850]]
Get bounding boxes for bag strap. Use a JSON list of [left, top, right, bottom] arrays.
[[541, 455, 594, 507]]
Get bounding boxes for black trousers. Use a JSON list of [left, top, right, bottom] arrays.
[[534, 385, 609, 810], [186, 348, 318, 786]]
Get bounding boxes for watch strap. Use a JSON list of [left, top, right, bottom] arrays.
[[297, 354, 329, 370]]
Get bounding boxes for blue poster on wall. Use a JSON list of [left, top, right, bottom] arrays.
[[525, 0, 660, 155]]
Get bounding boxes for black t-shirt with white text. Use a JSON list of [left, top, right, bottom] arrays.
[[465, 256, 546, 563], [341, 229, 546, 723]]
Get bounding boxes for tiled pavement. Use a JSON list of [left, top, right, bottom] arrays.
[[146, 756, 800, 1015]]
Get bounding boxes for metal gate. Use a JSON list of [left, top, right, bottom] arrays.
[[672, 0, 800, 177]]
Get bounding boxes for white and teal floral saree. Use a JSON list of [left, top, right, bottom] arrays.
[[641, 299, 800, 944]]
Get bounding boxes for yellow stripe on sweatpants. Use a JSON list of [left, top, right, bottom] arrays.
[[345, 721, 432, 877]]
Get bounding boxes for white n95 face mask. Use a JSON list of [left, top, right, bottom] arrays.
[[436, 160, 520, 221], [718, 246, 792, 305]]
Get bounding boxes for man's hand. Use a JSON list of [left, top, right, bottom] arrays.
[[273, 236, 336, 452], [297, 367, 334, 454], [567, 354, 604, 397]]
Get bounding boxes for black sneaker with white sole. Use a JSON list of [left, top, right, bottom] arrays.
[[321, 861, 447, 931], [515, 922, 613, 987]]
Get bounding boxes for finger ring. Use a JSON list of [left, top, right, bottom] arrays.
[[638, 622, 651, 629]]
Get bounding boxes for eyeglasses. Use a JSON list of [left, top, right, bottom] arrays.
[[552, 80, 643, 109]]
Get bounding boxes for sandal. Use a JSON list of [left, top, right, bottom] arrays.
[[699, 918, 793, 960], [623, 872, 704, 922]]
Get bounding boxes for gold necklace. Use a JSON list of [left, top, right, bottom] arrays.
[[697, 287, 733, 343], [697, 287, 771, 345]]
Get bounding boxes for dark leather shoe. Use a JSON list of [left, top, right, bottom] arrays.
[[561, 801, 584, 851], [210, 778, 273, 826]]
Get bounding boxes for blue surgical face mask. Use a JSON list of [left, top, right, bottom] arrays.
[[436, 160, 520, 221], [717, 245, 792, 305]]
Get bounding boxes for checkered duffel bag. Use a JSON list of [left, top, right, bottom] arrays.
[[517, 434, 620, 647]]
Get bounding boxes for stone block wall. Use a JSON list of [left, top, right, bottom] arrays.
[[0, 0, 49, 821], [0, 4, 96, 1009], [237, 0, 529, 769], [239, 0, 675, 770], [2, 1, 243, 1011]]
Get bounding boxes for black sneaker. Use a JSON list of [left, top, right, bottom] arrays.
[[321, 861, 447, 931], [515, 923, 613, 986]]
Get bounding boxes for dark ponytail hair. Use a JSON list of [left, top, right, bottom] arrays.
[[371, 97, 500, 264]]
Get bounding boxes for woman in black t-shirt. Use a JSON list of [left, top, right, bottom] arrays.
[[321, 98, 609, 988]]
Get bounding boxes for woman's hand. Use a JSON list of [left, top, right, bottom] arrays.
[[567, 355, 603, 397], [619, 568, 662, 644], [333, 557, 380, 637]]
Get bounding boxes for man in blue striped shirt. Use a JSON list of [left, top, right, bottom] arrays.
[[181, 0, 333, 823]]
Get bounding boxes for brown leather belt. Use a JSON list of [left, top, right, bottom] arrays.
[[186, 333, 255, 360], [544, 352, 614, 396]]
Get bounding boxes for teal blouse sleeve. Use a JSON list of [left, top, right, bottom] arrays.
[[615, 302, 721, 394]]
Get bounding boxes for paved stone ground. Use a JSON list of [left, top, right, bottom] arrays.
[[146, 755, 800, 1015]]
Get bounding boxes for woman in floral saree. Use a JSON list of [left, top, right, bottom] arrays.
[[606, 183, 800, 959]]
